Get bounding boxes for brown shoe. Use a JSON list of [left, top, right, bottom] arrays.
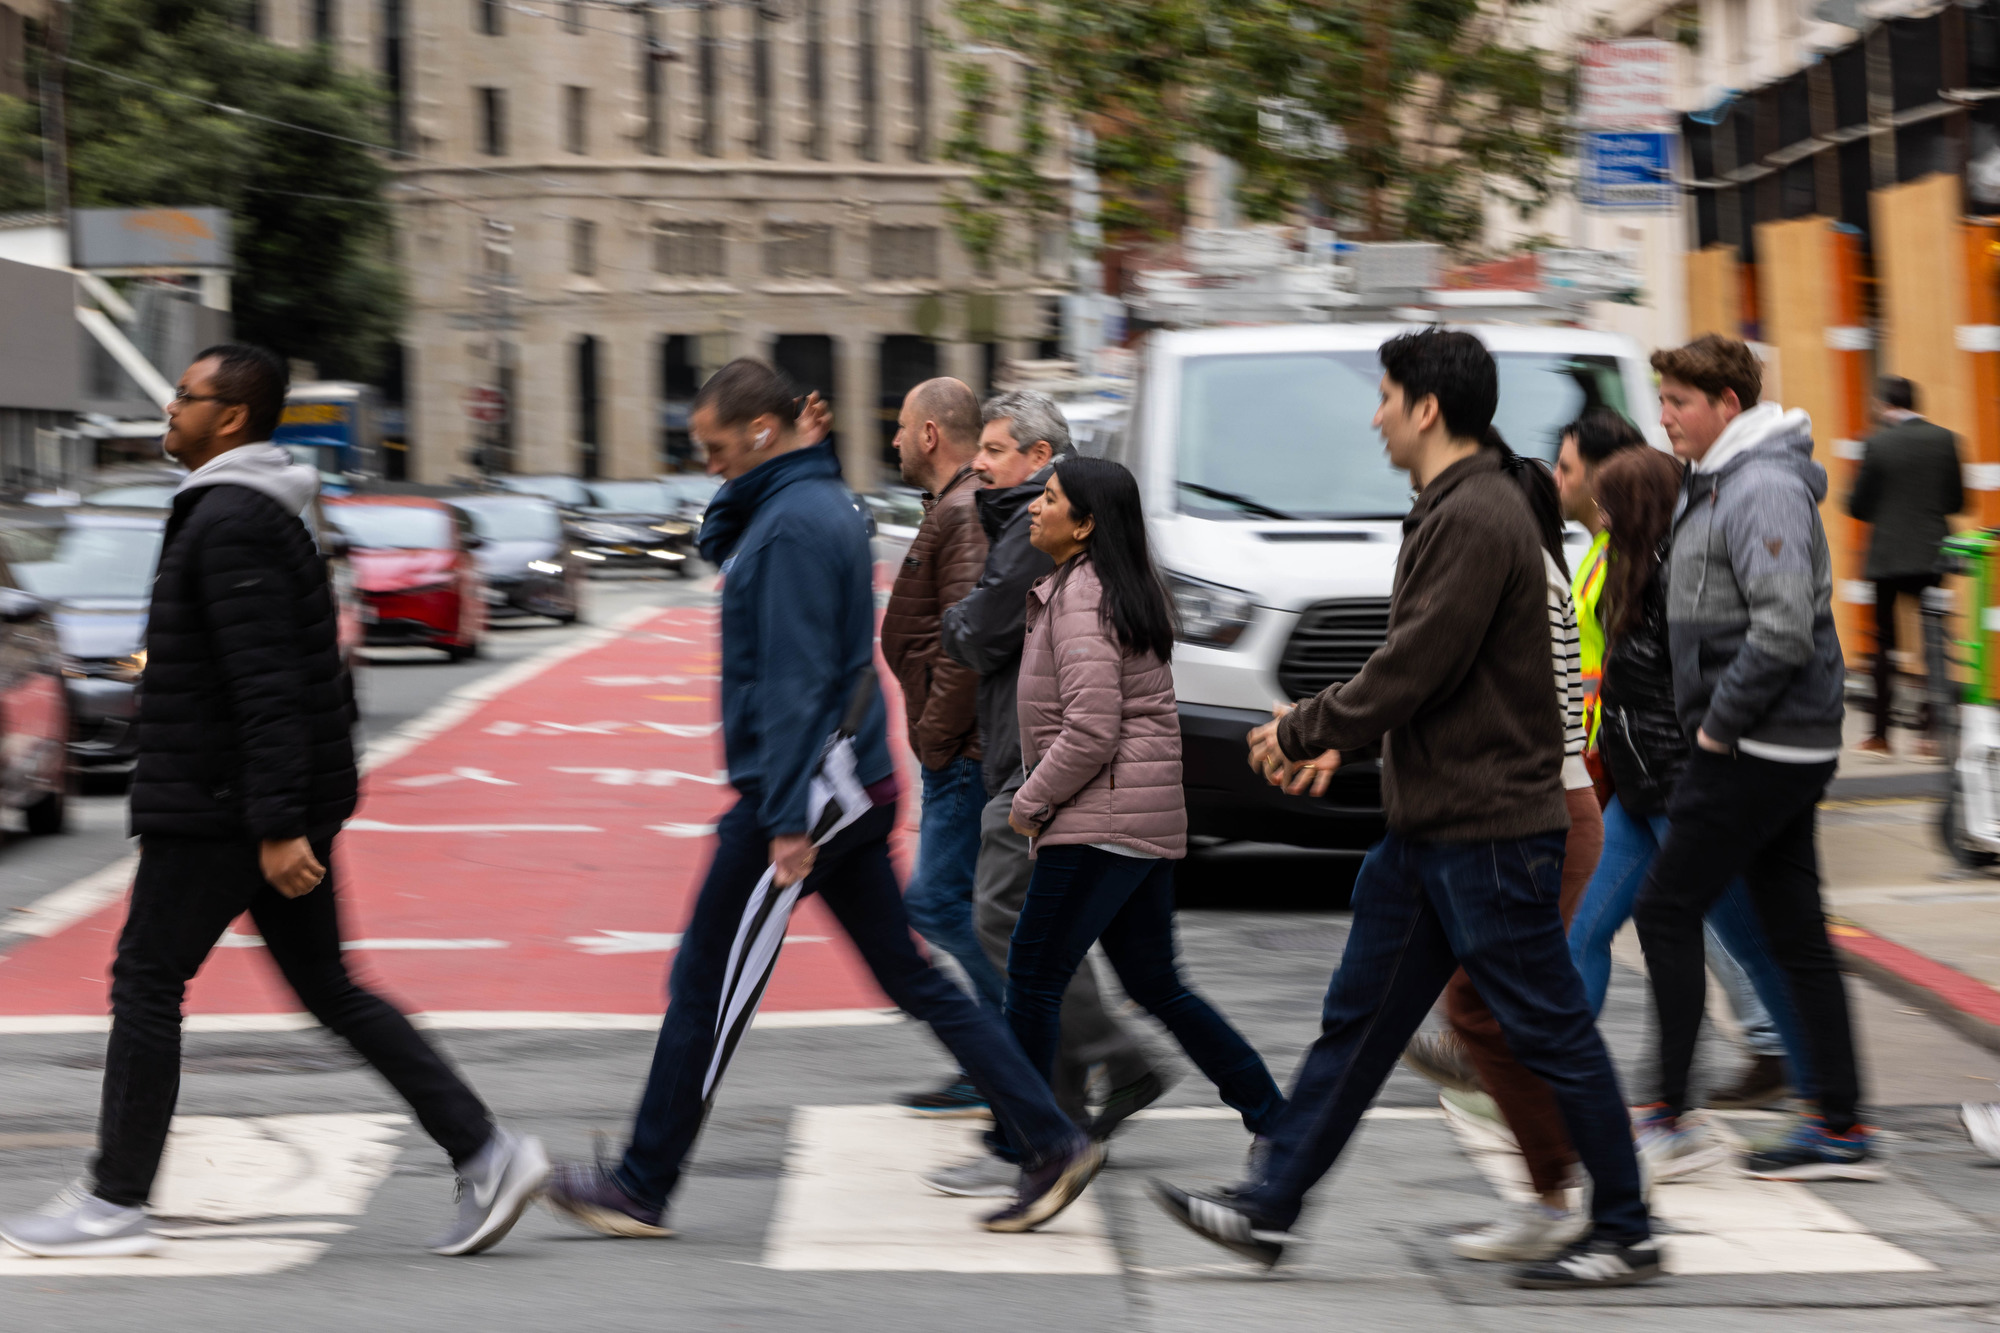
[[1708, 1053, 1791, 1110], [1401, 1030, 1481, 1094], [1853, 737, 1892, 757]]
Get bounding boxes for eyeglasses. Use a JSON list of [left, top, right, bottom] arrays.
[[170, 388, 229, 406]]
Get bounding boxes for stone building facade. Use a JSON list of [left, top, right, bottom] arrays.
[[265, 0, 1066, 487]]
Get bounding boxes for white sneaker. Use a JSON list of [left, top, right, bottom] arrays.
[[1963, 1102, 2000, 1160], [1633, 1105, 1730, 1182], [0, 1182, 160, 1258], [922, 1153, 1020, 1198], [1450, 1199, 1589, 1262]]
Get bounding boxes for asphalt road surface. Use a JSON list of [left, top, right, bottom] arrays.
[[3, 572, 2000, 1330]]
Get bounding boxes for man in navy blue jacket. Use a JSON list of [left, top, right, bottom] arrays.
[[544, 359, 1099, 1236]]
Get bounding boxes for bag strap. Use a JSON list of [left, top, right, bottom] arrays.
[[834, 667, 876, 739]]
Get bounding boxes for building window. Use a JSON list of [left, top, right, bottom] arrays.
[[856, 0, 879, 161], [575, 335, 602, 480], [906, 0, 928, 162], [475, 0, 501, 35], [697, 4, 719, 158], [570, 219, 597, 277], [564, 85, 589, 155], [661, 335, 701, 468], [804, 0, 827, 160], [764, 224, 835, 279], [752, 10, 774, 159], [654, 222, 727, 277], [869, 225, 938, 280], [477, 88, 507, 156], [381, 0, 405, 150], [313, 0, 337, 44], [562, 0, 581, 33], [641, 5, 664, 155]]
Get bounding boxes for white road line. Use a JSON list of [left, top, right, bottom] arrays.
[[0, 1114, 404, 1279], [0, 1008, 906, 1036], [1442, 1108, 1935, 1275], [763, 1105, 1121, 1273], [648, 823, 719, 838], [1132, 1105, 1444, 1122], [345, 820, 604, 833], [359, 602, 664, 772], [0, 854, 136, 943]]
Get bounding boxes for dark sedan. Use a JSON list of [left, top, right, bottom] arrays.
[[4, 509, 163, 782], [567, 480, 698, 576], [448, 494, 583, 623]]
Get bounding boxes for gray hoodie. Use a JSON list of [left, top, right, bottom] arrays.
[[176, 442, 319, 515], [1665, 401, 1845, 761]]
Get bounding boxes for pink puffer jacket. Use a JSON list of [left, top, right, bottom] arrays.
[[1012, 557, 1186, 859]]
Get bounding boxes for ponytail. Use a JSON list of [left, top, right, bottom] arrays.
[[1482, 426, 1568, 580]]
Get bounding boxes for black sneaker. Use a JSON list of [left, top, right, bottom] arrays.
[[1147, 1178, 1289, 1270], [1088, 1069, 1178, 1141], [900, 1078, 992, 1119], [982, 1139, 1105, 1232], [1511, 1235, 1662, 1289]]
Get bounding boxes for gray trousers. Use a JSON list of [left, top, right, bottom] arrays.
[[975, 770, 1154, 1123]]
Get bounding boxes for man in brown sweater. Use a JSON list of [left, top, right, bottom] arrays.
[[1149, 329, 1655, 1291], [881, 377, 1001, 1117]]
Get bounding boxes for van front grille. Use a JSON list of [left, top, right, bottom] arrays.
[[1277, 598, 1393, 700]]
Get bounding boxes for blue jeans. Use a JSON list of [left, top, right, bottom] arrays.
[[1567, 795, 1816, 1098], [1001, 845, 1285, 1146], [904, 755, 1005, 1010], [1239, 831, 1649, 1244], [614, 794, 1081, 1208]]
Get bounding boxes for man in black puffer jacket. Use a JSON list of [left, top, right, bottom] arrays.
[[0, 346, 547, 1263]]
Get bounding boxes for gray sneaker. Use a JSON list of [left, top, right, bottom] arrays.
[[923, 1154, 1021, 1198], [427, 1127, 552, 1257], [0, 1182, 160, 1258]]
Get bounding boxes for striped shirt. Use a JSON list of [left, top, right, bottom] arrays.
[[1545, 550, 1591, 791]]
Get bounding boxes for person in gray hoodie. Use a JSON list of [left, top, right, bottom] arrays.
[[1631, 335, 1875, 1182]]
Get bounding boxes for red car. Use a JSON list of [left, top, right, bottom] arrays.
[[325, 496, 487, 661], [0, 542, 70, 833]]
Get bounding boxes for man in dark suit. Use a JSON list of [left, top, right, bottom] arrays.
[[1848, 375, 1963, 756]]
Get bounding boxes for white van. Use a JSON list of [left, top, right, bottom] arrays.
[[1109, 321, 1664, 849]]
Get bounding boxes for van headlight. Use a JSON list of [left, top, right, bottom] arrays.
[[1167, 572, 1257, 647]]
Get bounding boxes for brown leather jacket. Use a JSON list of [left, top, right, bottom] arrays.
[[881, 465, 988, 770]]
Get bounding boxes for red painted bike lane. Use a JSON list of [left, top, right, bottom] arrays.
[[0, 604, 919, 1021]]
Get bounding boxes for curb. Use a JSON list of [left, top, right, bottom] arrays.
[[1831, 917, 2000, 1058], [1825, 770, 1944, 801]]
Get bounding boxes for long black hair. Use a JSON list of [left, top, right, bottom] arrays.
[[1482, 426, 1569, 580], [1051, 455, 1176, 663]]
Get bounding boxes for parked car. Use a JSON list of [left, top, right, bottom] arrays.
[[566, 480, 697, 576], [657, 473, 722, 526], [446, 494, 583, 623], [4, 508, 164, 782], [0, 538, 70, 832], [324, 496, 487, 661]]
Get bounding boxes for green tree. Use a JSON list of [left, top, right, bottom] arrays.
[[3, 0, 401, 380], [943, 0, 1571, 261]]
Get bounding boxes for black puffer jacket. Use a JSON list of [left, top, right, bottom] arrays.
[[939, 463, 1055, 797], [1598, 569, 1686, 818], [130, 482, 358, 841]]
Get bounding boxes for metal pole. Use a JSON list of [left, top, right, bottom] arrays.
[[39, 0, 70, 253]]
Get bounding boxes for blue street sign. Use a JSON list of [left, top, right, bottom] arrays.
[[1581, 132, 1677, 210]]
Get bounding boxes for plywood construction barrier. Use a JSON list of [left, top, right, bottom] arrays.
[[1686, 244, 1743, 341], [1755, 216, 1872, 666]]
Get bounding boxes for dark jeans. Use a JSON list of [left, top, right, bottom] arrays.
[[1873, 574, 1938, 740], [904, 754, 1004, 1009], [616, 795, 1081, 1209], [1000, 844, 1285, 1155], [95, 835, 495, 1208], [1238, 830, 1649, 1244], [1634, 750, 1858, 1131]]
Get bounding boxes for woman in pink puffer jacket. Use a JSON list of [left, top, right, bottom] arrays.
[[1002, 457, 1285, 1152]]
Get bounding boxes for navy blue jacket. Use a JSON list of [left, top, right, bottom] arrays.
[[698, 441, 893, 833]]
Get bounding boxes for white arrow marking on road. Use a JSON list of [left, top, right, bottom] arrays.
[[220, 935, 509, 951], [345, 820, 604, 833], [585, 673, 717, 686], [648, 823, 720, 838], [390, 767, 516, 788], [0, 854, 135, 941], [553, 767, 731, 787], [636, 722, 723, 737], [568, 931, 828, 955]]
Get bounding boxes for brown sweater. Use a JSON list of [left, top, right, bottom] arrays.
[[881, 464, 988, 770], [1276, 448, 1568, 842]]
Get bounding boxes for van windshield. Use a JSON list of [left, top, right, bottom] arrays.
[[1175, 350, 1631, 521]]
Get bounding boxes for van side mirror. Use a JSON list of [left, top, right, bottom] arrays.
[[0, 587, 45, 623]]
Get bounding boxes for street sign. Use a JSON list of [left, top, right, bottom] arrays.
[[72, 208, 233, 270], [1581, 132, 1677, 210], [463, 385, 509, 425], [1579, 39, 1678, 132]]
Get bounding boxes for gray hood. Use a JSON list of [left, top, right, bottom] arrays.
[[1695, 402, 1826, 503], [176, 443, 319, 514]]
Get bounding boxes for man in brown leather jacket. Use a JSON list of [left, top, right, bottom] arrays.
[[881, 377, 1000, 1117]]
